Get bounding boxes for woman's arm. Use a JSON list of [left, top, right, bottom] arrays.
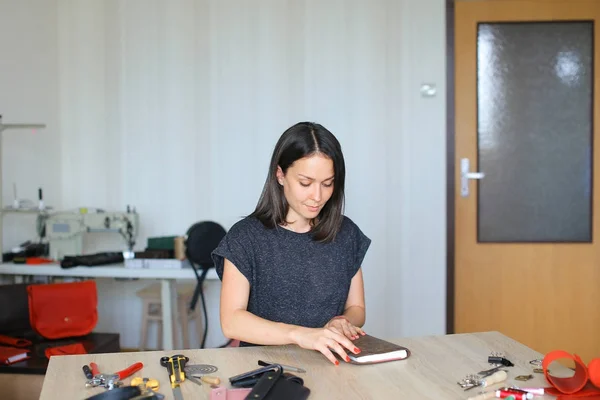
[[325, 268, 366, 339], [220, 258, 360, 364], [342, 268, 366, 327], [220, 258, 296, 345]]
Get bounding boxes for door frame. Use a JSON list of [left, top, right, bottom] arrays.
[[444, 0, 598, 335], [446, 0, 456, 334]]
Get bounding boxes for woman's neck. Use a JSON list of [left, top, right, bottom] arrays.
[[282, 216, 312, 233]]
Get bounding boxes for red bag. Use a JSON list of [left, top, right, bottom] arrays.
[[27, 280, 98, 339]]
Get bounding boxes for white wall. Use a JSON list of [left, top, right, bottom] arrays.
[[1, 0, 446, 349], [1, 0, 61, 249]]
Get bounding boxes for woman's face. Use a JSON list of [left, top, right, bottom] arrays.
[[277, 153, 335, 226]]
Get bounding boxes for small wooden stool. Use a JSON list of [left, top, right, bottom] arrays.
[[136, 283, 204, 350]]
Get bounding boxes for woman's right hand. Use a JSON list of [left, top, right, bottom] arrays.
[[290, 327, 361, 365]]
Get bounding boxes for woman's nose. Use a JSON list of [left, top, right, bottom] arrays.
[[311, 184, 322, 202]]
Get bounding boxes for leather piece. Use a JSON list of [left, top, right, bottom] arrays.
[[209, 386, 252, 400], [44, 342, 87, 358], [246, 368, 310, 400], [0, 334, 32, 348], [84, 386, 141, 400], [229, 364, 280, 388], [543, 350, 600, 397], [544, 350, 589, 394]]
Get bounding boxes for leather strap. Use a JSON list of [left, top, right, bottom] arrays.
[[543, 350, 588, 394], [245, 367, 310, 400], [84, 386, 141, 400], [543, 350, 600, 397], [247, 369, 283, 399], [0, 334, 32, 348], [44, 342, 87, 358]]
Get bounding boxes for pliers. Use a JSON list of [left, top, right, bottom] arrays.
[[85, 361, 144, 390]]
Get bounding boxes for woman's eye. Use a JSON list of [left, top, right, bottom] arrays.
[[323, 182, 334, 188], [300, 182, 311, 187]]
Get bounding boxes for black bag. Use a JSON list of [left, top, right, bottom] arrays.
[[245, 366, 310, 400], [0, 283, 31, 335]]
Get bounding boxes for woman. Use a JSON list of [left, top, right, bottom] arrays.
[[212, 121, 371, 365]]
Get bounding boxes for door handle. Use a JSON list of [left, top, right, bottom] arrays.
[[461, 158, 485, 197]]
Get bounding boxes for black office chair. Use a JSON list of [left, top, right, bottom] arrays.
[[185, 221, 226, 349]]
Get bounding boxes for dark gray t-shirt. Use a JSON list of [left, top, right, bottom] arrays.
[[211, 215, 371, 345]]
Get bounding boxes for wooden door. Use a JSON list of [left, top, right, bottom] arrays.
[[454, 0, 600, 363]]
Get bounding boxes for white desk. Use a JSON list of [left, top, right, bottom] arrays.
[[0, 263, 219, 351]]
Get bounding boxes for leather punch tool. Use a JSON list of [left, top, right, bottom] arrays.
[[85, 361, 144, 390]]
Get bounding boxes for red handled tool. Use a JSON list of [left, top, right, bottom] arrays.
[[85, 361, 144, 390], [113, 362, 143, 380], [90, 362, 100, 377]]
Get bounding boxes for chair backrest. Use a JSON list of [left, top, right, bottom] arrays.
[[185, 221, 227, 268]]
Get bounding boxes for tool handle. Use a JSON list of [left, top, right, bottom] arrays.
[[83, 365, 93, 379], [483, 370, 508, 386], [258, 360, 304, 373], [161, 356, 176, 385], [174, 355, 188, 384], [90, 362, 100, 377], [201, 376, 221, 385], [466, 391, 496, 400], [161, 355, 188, 386], [116, 362, 144, 380]]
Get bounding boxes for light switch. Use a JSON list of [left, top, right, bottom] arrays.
[[420, 83, 437, 97]]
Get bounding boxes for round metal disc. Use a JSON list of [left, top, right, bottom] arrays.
[[184, 364, 218, 375]]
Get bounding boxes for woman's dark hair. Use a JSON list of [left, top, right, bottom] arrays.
[[250, 121, 346, 243]]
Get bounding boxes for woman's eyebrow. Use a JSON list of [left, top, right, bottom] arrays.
[[298, 174, 335, 181]]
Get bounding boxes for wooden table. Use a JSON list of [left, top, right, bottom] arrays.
[[39, 331, 558, 400], [0, 263, 218, 350]]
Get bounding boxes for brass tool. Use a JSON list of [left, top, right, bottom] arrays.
[[131, 377, 160, 391]]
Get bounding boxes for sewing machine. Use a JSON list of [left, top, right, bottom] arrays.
[[43, 209, 139, 260]]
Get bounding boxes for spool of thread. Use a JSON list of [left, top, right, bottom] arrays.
[[174, 236, 186, 260]]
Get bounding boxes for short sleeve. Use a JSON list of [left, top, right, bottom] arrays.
[[211, 220, 254, 284], [347, 218, 371, 276]]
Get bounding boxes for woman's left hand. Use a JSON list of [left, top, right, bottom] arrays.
[[324, 316, 365, 340]]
